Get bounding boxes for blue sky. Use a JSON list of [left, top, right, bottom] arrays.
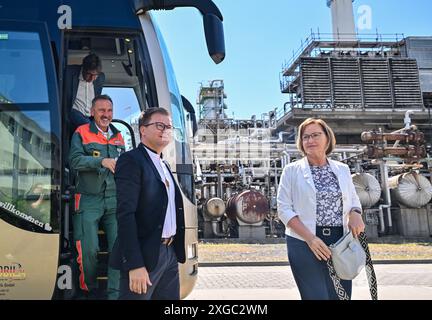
[[153, 0, 432, 119]]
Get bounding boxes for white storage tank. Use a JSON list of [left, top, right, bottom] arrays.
[[204, 197, 226, 219], [352, 173, 382, 208], [389, 173, 432, 208]]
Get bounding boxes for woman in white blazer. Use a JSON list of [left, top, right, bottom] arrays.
[[277, 118, 365, 300]]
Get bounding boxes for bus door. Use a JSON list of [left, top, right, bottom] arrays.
[[0, 21, 61, 299]]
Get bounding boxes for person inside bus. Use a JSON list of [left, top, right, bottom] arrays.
[[66, 53, 105, 130], [110, 108, 186, 300], [69, 94, 125, 300], [277, 117, 365, 300]]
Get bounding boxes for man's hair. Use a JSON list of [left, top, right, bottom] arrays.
[[91, 94, 113, 108], [138, 107, 170, 129], [296, 117, 336, 156], [82, 53, 102, 73]]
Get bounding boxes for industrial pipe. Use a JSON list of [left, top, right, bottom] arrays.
[[211, 220, 227, 237], [379, 162, 393, 233], [378, 204, 390, 234]]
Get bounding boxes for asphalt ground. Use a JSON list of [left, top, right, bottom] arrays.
[[185, 263, 432, 300]]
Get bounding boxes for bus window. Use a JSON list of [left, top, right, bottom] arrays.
[[0, 110, 56, 233], [153, 23, 195, 204], [0, 31, 49, 104], [103, 87, 142, 150]]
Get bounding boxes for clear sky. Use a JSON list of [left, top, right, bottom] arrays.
[[153, 0, 432, 119]]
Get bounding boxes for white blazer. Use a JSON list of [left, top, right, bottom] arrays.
[[277, 157, 361, 241]]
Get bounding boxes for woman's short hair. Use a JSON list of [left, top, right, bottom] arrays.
[[296, 118, 336, 155]]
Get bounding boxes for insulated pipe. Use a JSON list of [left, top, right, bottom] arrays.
[[387, 205, 393, 229], [210, 185, 216, 198], [404, 110, 415, 129], [216, 166, 223, 198], [211, 220, 226, 237], [283, 151, 291, 167], [378, 204, 389, 234], [379, 162, 393, 233]]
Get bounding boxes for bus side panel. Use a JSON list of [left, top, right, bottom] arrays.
[[0, 219, 59, 299], [178, 196, 199, 299]]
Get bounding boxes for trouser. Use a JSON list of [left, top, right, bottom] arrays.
[[70, 108, 90, 130], [286, 226, 352, 300], [119, 243, 180, 300], [73, 193, 119, 299]]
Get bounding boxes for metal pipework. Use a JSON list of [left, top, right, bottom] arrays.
[[366, 145, 426, 159], [211, 220, 226, 237], [225, 187, 232, 199], [404, 110, 415, 129], [361, 130, 424, 143], [216, 165, 223, 198], [203, 186, 209, 199], [379, 162, 393, 233], [210, 185, 217, 198], [378, 204, 390, 234]]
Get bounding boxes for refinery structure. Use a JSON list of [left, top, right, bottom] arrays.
[[191, 0, 432, 240]]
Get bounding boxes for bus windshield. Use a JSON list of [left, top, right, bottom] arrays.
[[0, 31, 49, 104], [0, 28, 58, 233]]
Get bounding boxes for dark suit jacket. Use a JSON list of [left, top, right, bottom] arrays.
[[64, 65, 105, 112], [109, 143, 186, 272]]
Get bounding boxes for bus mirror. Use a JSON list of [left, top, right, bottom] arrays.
[[203, 14, 225, 64], [134, 0, 226, 64]]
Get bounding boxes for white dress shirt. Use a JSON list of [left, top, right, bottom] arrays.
[[277, 157, 362, 241], [144, 146, 176, 238], [72, 69, 95, 117]]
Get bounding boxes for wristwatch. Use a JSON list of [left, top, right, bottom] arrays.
[[351, 208, 362, 215]]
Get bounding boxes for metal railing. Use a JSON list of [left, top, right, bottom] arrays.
[[281, 30, 405, 76]]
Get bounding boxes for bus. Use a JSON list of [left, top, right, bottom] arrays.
[[0, 0, 225, 299]]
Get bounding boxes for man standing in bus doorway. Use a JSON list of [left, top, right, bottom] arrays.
[[69, 94, 125, 300], [66, 53, 105, 130], [110, 108, 186, 300]]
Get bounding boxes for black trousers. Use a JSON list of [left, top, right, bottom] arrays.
[[286, 226, 352, 300], [119, 243, 180, 300]]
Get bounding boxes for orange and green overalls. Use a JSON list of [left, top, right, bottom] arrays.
[[69, 121, 125, 299]]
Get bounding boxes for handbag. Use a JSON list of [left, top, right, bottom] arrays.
[[329, 231, 366, 280], [327, 232, 378, 300]]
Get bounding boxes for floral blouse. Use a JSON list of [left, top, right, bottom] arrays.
[[310, 164, 343, 227]]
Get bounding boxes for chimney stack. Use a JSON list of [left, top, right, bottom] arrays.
[[327, 0, 356, 41]]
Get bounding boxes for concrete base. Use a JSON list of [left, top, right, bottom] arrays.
[[393, 206, 432, 237], [238, 225, 266, 240], [363, 209, 379, 239], [365, 224, 379, 239]]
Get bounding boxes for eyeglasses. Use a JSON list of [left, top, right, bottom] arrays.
[[144, 122, 174, 132], [302, 132, 324, 141]]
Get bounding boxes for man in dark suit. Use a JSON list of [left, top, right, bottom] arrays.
[[110, 107, 186, 300], [65, 53, 105, 130]]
